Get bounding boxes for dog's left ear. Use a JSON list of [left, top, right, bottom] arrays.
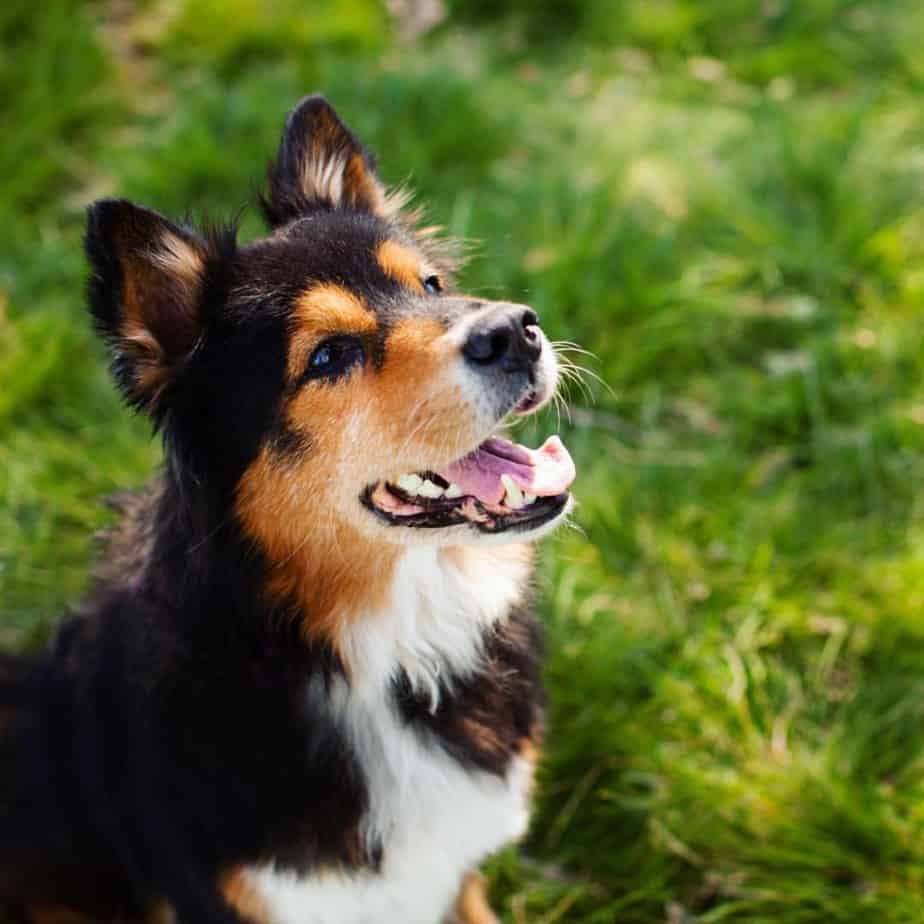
[[261, 95, 389, 227]]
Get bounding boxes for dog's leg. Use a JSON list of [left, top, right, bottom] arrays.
[[444, 871, 500, 924]]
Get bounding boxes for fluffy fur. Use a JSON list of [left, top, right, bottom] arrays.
[[0, 96, 569, 924]]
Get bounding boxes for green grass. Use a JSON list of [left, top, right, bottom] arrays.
[[3, 1, 924, 920]]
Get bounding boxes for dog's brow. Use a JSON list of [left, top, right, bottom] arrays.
[[376, 240, 425, 293]]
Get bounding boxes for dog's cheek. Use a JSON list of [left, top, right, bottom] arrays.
[[373, 319, 480, 460], [303, 381, 376, 481], [233, 409, 402, 635]]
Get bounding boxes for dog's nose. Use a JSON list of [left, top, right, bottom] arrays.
[[462, 304, 542, 372]]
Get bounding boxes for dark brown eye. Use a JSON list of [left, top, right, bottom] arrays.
[[423, 275, 442, 295], [303, 335, 365, 383]]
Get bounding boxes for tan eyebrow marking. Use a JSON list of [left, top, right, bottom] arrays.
[[377, 240, 426, 293], [287, 282, 377, 381]]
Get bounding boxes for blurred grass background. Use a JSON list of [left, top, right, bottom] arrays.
[[3, 1, 924, 921]]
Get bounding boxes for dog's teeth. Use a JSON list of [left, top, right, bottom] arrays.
[[396, 474, 422, 493], [418, 479, 445, 499], [523, 492, 537, 505], [445, 483, 463, 499], [501, 474, 525, 509]]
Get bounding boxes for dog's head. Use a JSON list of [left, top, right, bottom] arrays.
[[85, 97, 575, 568]]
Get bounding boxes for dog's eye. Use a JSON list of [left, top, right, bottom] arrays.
[[423, 275, 442, 295], [304, 335, 365, 382]]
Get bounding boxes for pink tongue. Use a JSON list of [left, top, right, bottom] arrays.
[[441, 436, 576, 505]]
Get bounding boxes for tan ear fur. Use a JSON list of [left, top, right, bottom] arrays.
[[85, 199, 213, 414], [262, 95, 389, 225]]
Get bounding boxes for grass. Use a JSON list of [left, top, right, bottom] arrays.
[[3, 1, 924, 920]]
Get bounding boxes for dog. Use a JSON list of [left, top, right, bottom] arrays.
[[0, 96, 576, 924]]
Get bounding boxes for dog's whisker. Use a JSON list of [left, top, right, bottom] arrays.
[[556, 363, 596, 405]]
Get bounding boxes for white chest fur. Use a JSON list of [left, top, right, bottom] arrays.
[[244, 546, 535, 924]]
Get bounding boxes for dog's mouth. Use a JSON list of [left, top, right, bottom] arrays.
[[362, 435, 576, 534]]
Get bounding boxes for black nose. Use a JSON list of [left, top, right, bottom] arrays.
[[462, 304, 542, 372]]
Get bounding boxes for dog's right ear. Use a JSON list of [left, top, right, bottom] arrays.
[[261, 95, 389, 227], [85, 199, 214, 419]]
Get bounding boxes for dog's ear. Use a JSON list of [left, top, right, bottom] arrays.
[[85, 198, 215, 417], [261, 95, 389, 227]]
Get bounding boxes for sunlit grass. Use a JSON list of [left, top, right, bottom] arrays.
[[2, 1, 924, 920]]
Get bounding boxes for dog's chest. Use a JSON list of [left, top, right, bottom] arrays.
[[244, 547, 539, 924], [247, 693, 532, 924]]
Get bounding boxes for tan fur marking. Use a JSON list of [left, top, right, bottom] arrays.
[[297, 107, 347, 205], [220, 869, 272, 924], [121, 320, 170, 398], [114, 228, 205, 403], [344, 151, 386, 212], [373, 316, 464, 453], [519, 720, 544, 801], [145, 902, 177, 924], [460, 714, 505, 758], [236, 314, 485, 647], [446, 871, 500, 924], [119, 259, 147, 331], [287, 283, 377, 381], [118, 231, 203, 330], [377, 239, 426, 292], [236, 444, 400, 644], [519, 737, 540, 766], [293, 106, 384, 213], [151, 231, 205, 285]]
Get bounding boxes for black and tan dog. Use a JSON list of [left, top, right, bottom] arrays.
[[0, 97, 576, 924]]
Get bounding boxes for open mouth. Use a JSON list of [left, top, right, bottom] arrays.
[[362, 435, 576, 534]]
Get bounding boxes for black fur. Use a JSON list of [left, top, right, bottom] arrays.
[[394, 603, 545, 775], [261, 95, 381, 226], [0, 97, 546, 923]]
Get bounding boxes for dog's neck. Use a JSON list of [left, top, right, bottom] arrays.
[[243, 513, 533, 695], [335, 543, 533, 705]]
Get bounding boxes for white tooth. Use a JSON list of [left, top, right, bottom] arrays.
[[445, 483, 463, 499], [501, 474, 525, 509], [523, 492, 537, 505], [418, 479, 445, 499], [396, 474, 422, 493]]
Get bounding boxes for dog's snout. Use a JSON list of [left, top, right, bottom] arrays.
[[462, 304, 542, 372]]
